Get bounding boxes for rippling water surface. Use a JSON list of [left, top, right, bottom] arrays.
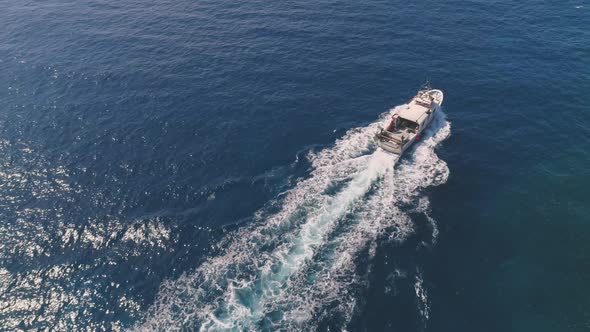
[[0, 1, 588, 331]]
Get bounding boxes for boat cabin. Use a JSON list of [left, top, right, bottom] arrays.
[[385, 103, 433, 134], [375, 88, 443, 155]]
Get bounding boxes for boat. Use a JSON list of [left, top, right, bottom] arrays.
[[375, 87, 444, 155]]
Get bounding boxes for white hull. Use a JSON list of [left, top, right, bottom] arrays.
[[375, 89, 444, 155]]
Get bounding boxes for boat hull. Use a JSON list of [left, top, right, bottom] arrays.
[[375, 89, 443, 156]]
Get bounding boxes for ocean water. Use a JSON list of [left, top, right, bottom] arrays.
[[0, 0, 589, 331]]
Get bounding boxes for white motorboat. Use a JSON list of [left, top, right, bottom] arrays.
[[375, 88, 444, 155]]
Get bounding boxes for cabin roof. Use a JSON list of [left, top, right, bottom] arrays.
[[397, 104, 429, 124]]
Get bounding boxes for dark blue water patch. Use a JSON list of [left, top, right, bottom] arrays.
[[347, 231, 430, 332]]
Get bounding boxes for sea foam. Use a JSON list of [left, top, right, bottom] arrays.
[[136, 105, 451, 331]]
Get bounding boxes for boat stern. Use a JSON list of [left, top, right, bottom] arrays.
[[375, 129, 403, 154]]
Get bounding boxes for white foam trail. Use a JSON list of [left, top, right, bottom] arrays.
[[200, 151, 393, 330], [136, 106, 451, 331], [268, 112, 451, 329], [414, 271, 430, 323]]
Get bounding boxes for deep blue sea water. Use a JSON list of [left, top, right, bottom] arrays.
[[1, 0, 589, 331]]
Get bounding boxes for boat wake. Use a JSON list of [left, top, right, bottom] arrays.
[[136, 105, 451, 331]]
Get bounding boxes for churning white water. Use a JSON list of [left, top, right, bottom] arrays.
[[136, 105, 451, 331]]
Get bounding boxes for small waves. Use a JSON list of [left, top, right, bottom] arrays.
[[0, 139, 174, 330], [136, 106, 451, 331]]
